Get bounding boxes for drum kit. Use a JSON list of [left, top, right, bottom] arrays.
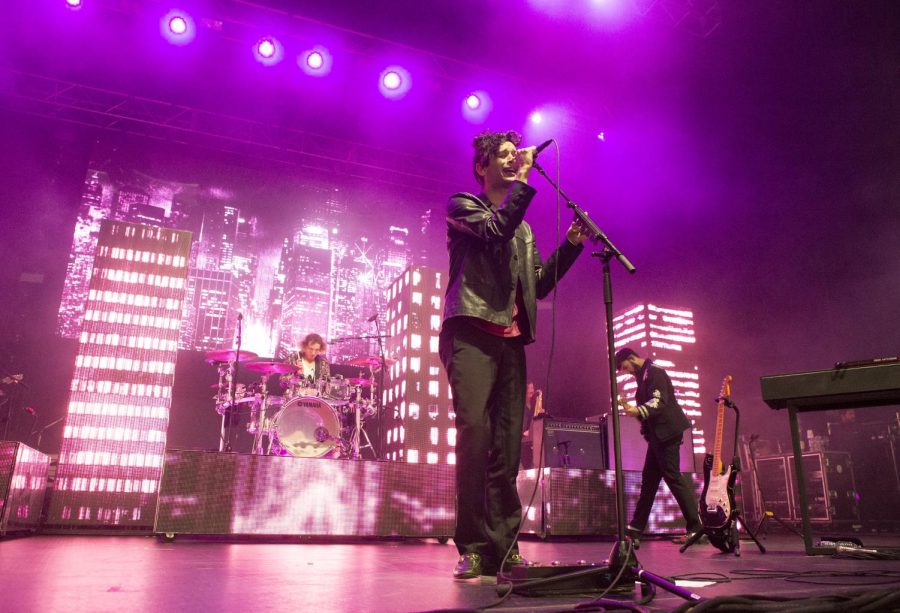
[[207, 348, 392, 460]]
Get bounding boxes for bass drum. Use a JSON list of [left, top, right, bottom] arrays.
[[271, 396, 341, 458]]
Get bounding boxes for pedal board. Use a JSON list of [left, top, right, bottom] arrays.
[[500, 562, 636, 596]]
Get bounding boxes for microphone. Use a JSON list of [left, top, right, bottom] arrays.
[[367, 314, 378, 323], [533, 139, 554, 158]]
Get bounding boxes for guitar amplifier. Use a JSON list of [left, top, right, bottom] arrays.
[[537, 419, 607, 470]]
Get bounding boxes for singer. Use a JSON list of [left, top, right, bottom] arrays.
[[438, 130, 588, 582]]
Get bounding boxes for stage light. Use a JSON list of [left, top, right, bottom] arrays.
[[383, 71, 402, 90], [160, 10, 195, 45], [462, 90, 492, 123], [307, 51, 323, 70], [530, 111, 543, 124], [258, 39, 276, 58], [597, 132, 606, 142], [253, 37, 284, 66], [168, 16, 187, 35], [299, 46, 332, 76], [65, 0, 83, 9], [378, 65, 411, 100]]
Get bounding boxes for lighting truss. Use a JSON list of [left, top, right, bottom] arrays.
[[1, 70, 458, 197]]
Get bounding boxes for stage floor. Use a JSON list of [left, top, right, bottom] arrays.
[[1, 533, 899, 611]]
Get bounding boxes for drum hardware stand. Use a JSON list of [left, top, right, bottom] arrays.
[[502, 162, 704, 606], [250, 372, 273, 456], [348, 386, 376, 460], [370, 319, 389, 460], [30, 416, 65, 450], [222, 314, 244, 453], [337, 331, 391, 459]]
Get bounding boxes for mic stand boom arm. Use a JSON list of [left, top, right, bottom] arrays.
[[533, 162, 635, 274]]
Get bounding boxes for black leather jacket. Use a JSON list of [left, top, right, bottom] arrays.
[[442, 180, 583, 344]]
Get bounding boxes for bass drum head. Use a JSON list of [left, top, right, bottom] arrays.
[[273, 396, 341, 458]]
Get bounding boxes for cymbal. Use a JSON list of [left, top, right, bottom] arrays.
[[244, 361, 297, 375], [348, 356, 396, 368], [347, 377, 372, 387], [205, 349, 258, 363]]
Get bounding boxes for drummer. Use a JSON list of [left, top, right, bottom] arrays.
[[291, 333, 330, 383]]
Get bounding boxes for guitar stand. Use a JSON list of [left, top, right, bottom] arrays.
[[681, 399, 766, 556], [681, 499, 766, 556]]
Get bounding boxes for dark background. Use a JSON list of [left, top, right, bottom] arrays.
[[1, 1, 898, 455]]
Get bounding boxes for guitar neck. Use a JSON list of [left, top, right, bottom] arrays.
[[712, 400, 726, 475], [711, 376, 732, 476]]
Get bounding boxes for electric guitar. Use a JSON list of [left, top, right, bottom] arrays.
[[699, 375, 737, 538]]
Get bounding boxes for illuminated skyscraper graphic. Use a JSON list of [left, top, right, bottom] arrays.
[[280, 224, 332, 355], [179, 202, 240, 350], [115, 185, 150, 217], [57, 170, 112, 338], [58, 160, 423, 358], [382, 266, 452, 465], [329, 238, 371, 359], [612, 303, 706, 456], [180, 267, 232, 350], [48, 220, 191, 529], [58, 169, 197, 339]]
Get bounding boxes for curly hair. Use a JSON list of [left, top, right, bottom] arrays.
[[471, 130, 522, 186], [301, 333, 326, 351]]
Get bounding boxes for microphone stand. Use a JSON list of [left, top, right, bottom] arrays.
[[509, 163, 703, 605], [371, 319, 388, 460], [223, 314, 243, 453], [31, 416, 65, 450]]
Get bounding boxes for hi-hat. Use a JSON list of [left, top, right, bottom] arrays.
[[348, 356, 396, 368], [205, 349, 258, 364], [244, 361, 297, 375], [347, 377, 372, 387]]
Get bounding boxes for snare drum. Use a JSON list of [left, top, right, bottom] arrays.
[[271, 396, 342, 458], [319, 376, 351, 405]]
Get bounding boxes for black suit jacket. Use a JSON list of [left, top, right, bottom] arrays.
[[633, 360, 692, 442]]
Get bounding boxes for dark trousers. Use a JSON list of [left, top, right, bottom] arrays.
[[629, 433, 701, 533], [439, 320, 526, 566]]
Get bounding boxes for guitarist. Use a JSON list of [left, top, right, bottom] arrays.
[[615, 348, 703, 546]]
